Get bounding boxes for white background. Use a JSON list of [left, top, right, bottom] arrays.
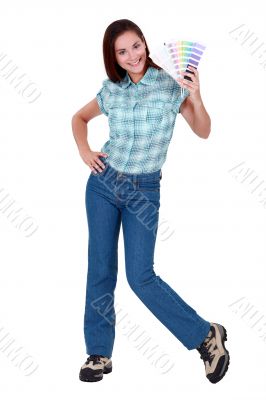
[[0, 0, 265, 398]]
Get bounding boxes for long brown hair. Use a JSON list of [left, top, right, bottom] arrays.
[[101, 19, 162, 83]]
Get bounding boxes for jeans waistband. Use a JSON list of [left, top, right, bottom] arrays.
[[99, 156, 162, 181]]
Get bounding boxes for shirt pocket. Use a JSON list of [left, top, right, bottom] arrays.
[[108, 104, 133, 137], [141, 101, 165, 133]]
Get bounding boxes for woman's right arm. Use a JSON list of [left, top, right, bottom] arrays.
[[71, 98, 108, 173]]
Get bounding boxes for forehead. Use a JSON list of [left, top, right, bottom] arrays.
[[114, 31, 141, 49]]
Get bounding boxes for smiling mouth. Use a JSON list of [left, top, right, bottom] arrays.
[[128, 57, 141, 66]]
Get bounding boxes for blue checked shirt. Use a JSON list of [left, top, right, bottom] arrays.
[[96, 66, 190, 174]]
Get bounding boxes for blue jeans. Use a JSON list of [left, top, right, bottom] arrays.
[[83, 156, 210, 358]]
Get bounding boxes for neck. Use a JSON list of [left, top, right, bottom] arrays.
[[128, 64, 149, 84]]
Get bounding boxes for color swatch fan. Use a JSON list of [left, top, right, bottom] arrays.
[[151, 40, 206, 97]]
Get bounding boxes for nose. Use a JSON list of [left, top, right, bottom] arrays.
[[128, 51, 136, 61]]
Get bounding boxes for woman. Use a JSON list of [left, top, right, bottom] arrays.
[[72, 19, 230, 384]]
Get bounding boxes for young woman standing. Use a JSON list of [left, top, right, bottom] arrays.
[[72, 19, 230, 384]]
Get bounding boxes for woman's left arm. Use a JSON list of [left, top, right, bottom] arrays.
[[177, 65, 211, 139]]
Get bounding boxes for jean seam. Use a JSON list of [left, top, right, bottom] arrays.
[[187, 321, 211, 350], [137, 275, 207, 346], [154, 277, 210, 348]]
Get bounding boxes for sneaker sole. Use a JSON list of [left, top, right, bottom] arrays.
[[79, 363, 112, 382], [208, 324, 230, 384]]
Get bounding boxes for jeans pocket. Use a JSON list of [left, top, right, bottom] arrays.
[[137, 178, 160, 192]]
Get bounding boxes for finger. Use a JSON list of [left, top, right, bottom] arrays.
[[184, 78, 196, 86], [89, 163, 97, 174], [94, 159, 106, 172], [97, 158, 106, 170], [187, 65, 198, 76], [178, 76, 195, 87], [183, 71, 194, 76], [183, 70, 198, 80], [177, 77, 187, 87], [187, 65, 196, 71], [88, 161, 99, 174], [91, 167, 102, 175], [177, 80, 190, 92], [179, 73, 196, 84], [183, 73, 196, 83], [181, 79, 193, 90]]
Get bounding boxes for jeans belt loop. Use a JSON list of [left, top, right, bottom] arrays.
[[133, 174, 138, 190]]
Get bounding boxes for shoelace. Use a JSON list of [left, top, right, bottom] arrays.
[[86, 354, 104, 365], [197, 330, 215, 363]]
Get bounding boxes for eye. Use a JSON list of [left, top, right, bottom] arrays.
[[118, 44, 140, 55]]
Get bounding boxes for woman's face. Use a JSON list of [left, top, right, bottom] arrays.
[[114, 30, 147, 80]]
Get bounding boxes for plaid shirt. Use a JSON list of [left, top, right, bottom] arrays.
[[96, 66, 190, 174]]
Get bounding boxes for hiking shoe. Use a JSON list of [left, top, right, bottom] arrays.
[[79, 354, 112, 382], [197, 322, 230, 383]]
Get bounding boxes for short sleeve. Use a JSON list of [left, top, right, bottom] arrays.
[[96, 79, 111, 116], [171, 80, 190, 114]]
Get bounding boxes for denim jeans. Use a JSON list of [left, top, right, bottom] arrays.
[[83, 156, 210, 358]]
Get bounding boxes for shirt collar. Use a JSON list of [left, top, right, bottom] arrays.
[[119, 66, 159, 89]]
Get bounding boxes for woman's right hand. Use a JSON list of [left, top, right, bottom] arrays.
[[79, 149, 108, 174]]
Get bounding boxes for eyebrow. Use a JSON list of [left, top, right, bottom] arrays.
[[116, 41, 141, 52]]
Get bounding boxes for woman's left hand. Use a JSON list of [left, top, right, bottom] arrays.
[[176, 65, 201, 103]]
